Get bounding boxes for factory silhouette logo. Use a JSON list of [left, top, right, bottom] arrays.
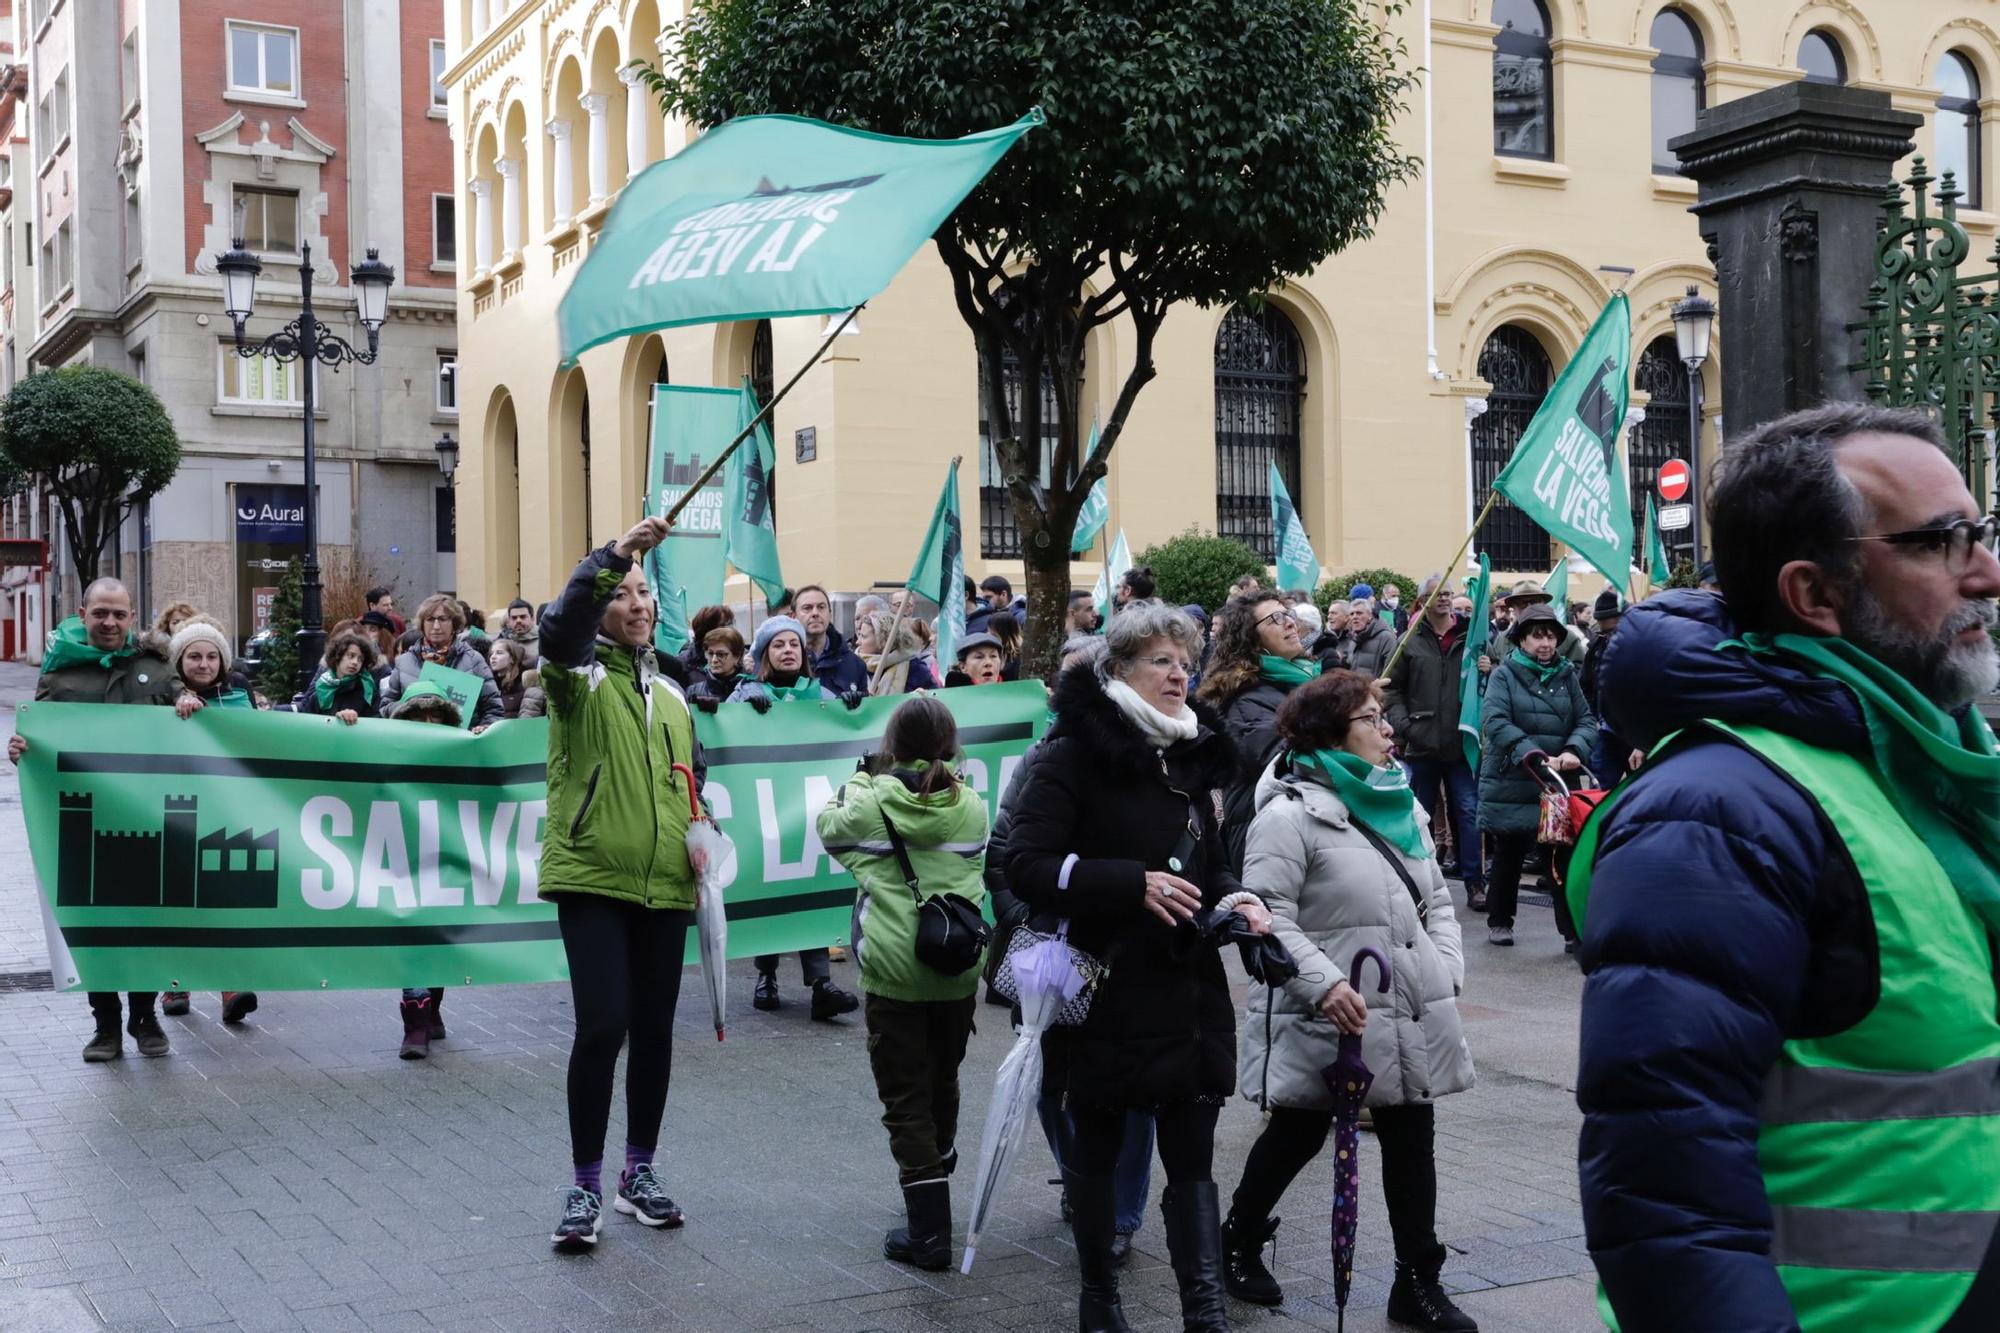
[[57, 792, 279, 910]]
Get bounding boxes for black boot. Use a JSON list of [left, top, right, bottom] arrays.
[[427, 987, 446, 1039], [882, 1177, 952, 1272], [1066, 1172, 1131, 1333], [1221, 1210, 1283, 1305], [1386, 1243, 1478, 1332], [1160, 1182, 1228, 1332]]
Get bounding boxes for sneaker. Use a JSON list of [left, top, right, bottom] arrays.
[[1465, 888, 1488, 913], [614, 1164, 685, 1229], [551, 1186, 603, 1250], [128, 1014, 170, 1057], [160, 992, 190, 1016], [1488, 926, 1515, 947], [810, 979, 859, 1022], [221, 992, 258, 1024], [82, 1028, 122, 1063], [752, 973, 780, 1011]]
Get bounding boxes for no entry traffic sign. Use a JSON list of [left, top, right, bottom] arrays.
[[1657, 458, 1691, 502]]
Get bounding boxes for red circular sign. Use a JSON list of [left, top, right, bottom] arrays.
[[1657, 458, 1691, 502]]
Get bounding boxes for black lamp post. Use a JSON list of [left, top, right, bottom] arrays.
[[215, 238, 395, 692], [1671, 283, 1716, 561]]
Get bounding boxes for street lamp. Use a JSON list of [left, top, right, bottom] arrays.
[[1671, 283, 1716, 561], [434, 431, 459, 481], [214, 238, 395, 693]]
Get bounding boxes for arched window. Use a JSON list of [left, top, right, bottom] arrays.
[[1493, 0, 1554, 160], [1938, 51, 1982, 207], [1632, 336, 1692, 547], [1214, 305, 1306, 561], [1472, 325, 1554, 570], [977, 309, 1082, 559], [1799, 29, 1847, 86], [1650, 9, 1705, 173]]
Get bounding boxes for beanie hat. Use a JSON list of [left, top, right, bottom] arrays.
[[1593, 587, 1623, 620], [751, 615, 808, 667], [167, 618, 233, 674], [1180, 603, 1210, 628], [1347, 582, 1374, 601]]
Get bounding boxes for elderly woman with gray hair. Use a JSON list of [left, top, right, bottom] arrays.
[[1005, 604, 1274, 1333]]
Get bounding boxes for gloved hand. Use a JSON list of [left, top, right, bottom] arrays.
[[747, 694, 773, 715], [690, 694, 720, 714], [840, 689, 865, 711]]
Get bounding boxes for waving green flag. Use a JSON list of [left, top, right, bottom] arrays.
[[1071, 425, 1109, 555], [1493, 293, 1634, 594], [1645, 494, 1671, 585], [1459, 554, 1493, 771], [906, 460, 966, 669], [559, 111, 1042, 364], [725, 376, 785, 605], [1093, 529, 1132, 624], [1270, 462, 1320, 596], [1543, 555, 1569, 611]]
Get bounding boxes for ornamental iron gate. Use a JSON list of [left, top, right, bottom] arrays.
[[1632, 335, 1693, 549], [1855, 157, 1997, 508], [1214, 305, 1306, 561], [1473, 325, 1554, 570]]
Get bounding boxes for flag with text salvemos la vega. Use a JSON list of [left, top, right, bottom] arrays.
[[557, 110, 1042, 364], [1493, 293, 1634, 594]]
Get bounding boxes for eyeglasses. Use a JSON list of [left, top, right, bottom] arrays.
[[1843, 514, 1999, 572], [1347, 711, 1389, 729], [1137, 654, 1193, 676], [1256, 609, 1297, 629]]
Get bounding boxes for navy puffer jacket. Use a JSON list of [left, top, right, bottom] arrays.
[[1572, 591, 1995, 1331]]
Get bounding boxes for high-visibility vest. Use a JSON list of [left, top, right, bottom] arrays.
[[1568, 720, 2000, 1331]]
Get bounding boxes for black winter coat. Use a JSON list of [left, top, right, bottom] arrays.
[[1005, 666, 1244, 1108], [1216, 676, 1296, 873], [1382, 618, 1467, 761]]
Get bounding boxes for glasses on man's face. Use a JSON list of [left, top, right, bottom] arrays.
[[1138, 654, 1192, 677], [1256, 609, 1297, 630], [1843, 514, 1999, 573], [1347, 711, 1390, 730]]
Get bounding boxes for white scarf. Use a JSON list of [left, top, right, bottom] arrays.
[[1103, 677, 1198, 749]]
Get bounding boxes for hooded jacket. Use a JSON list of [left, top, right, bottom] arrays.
[[1239, 756, 1472, 1111], [35, 618, 179, 706], [1571, 591, 2000, 1330], [820, 766, 990, 1002], [1003, 665, 1244, 1107], [380, 636, 506, 729]]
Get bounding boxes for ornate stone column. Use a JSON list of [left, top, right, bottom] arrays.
[[470, 177, 493, 275], [496, 158, 522, 259], [546, 119, 574, 227], [581, 93, 610, 207], [618, 66, 650, 179]]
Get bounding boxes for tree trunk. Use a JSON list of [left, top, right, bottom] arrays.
[[1021, 523, 1074, 682]]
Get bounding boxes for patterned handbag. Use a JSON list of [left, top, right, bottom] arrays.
[[990, 921, 1105, 1028]]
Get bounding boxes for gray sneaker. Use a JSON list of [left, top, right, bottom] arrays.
[[1488, 926, 1515, 947], [614, 1163, 684, 1228], [551, 1186, 602, 1250]]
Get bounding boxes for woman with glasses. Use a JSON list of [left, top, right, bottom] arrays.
[[1006, 603, 1275, 1332], [1198, 587, 1321, 873], [379, 593, 506, 730], [1221, 669, 1477, 1331]]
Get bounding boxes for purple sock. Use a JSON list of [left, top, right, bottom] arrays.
[[623, 1145, 654, 1182], [574, 1160, 602, 1197]]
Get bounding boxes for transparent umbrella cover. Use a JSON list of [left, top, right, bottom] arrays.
[[960, 934, 1089, 1273], [675, 763, 734, 1042]]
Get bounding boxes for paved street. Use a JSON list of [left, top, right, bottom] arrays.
[[0, 664, 1599, 1332]]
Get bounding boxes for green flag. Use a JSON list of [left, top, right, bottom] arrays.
[[1492, 293, 1634, 594], [1093, 529, 1132, 624], [559, 110, 1042, 364], [1543, 556, 1569, 611], [645, 386, 739, 655], [906, 460, 966, 669], [1645, 494, 1671, 585], [1269, 463, 1320, 596], [415, 662, 482, 730], [725, 376, 785, 605], [1070, 426, 1109, 556], [1459, 554, 1493, 771]]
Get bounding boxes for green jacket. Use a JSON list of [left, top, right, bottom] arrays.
[[536, 545, 703, 912], [820, 767, 990, 1002], [36, 617, 178, 706]]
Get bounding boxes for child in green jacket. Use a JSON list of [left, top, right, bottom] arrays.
[[819, 696, 991, 1272]]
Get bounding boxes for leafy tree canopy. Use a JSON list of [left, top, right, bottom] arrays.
[[1137, 527, 1268, 612]]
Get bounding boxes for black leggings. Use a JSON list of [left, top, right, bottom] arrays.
[[1069, 1100, 1220, 1185], [1230, 1102, 1439, 1262], [557, 895, 691, 1167]]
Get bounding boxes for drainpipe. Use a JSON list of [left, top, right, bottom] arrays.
[[1424, 0, 1445, 381]]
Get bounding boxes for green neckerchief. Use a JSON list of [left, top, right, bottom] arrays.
[[1293, 747, 1427, 858], [1726, 632, 2000, 941], [41, 617, 137, 675], [1259, 654, 1321, 690], [206, 689, 253, 710], [766, 677, 825, 703], [315, 671, 376, 712], [1509, 647, 1564, 685]]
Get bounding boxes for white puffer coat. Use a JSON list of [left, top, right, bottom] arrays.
[[1238, 758, 1475, 1111]]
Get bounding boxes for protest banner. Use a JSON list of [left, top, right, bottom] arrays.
[[415, 662, 482, 729], [17, 683, 1049, 993]]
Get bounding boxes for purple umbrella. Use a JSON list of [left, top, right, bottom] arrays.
[[1319, 946, 1391, 1333]]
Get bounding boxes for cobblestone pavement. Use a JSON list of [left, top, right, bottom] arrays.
[[0, 664, 1601, 1331]]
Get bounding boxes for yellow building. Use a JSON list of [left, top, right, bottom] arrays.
[[441, 0, 1998, 612]]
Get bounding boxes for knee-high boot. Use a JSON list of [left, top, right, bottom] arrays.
[[1066, 1171, 1131, 1333], [1161, 1181, 1229, 1332]]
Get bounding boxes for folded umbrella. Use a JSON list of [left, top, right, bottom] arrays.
[[673, 762, 735, 1042], [1321, 946, 1391, 1333]]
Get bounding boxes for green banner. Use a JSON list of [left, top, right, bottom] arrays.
[[1542, 556, 1569, 611], [646, 385, 739, 655], [558, 110, 1041, 364], [1070, 427, 1109, 555], [17, 684, 1050, 993], [1492, 293, 1634, 594], [1645, 494, 1671, 584], [1459, 554, 1492, 771], [725, 376, 786, 606], [1270, 462, 1320, 596], [415, 662, 481, 729], [905, 459, 966, 669], [1093, 529, 1132, 624]]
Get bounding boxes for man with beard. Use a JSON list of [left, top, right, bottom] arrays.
[[1569, 404, 2000, 1331]]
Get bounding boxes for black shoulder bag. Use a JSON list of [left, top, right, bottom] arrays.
[[881, 811, 992, 977]]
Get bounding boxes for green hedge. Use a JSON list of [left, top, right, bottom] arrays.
[[1314, 567, 1419, 617], [1134, 527, 1269, 612]]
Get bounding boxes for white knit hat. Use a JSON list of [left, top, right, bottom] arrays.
[[167, 618, 233, 674]]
